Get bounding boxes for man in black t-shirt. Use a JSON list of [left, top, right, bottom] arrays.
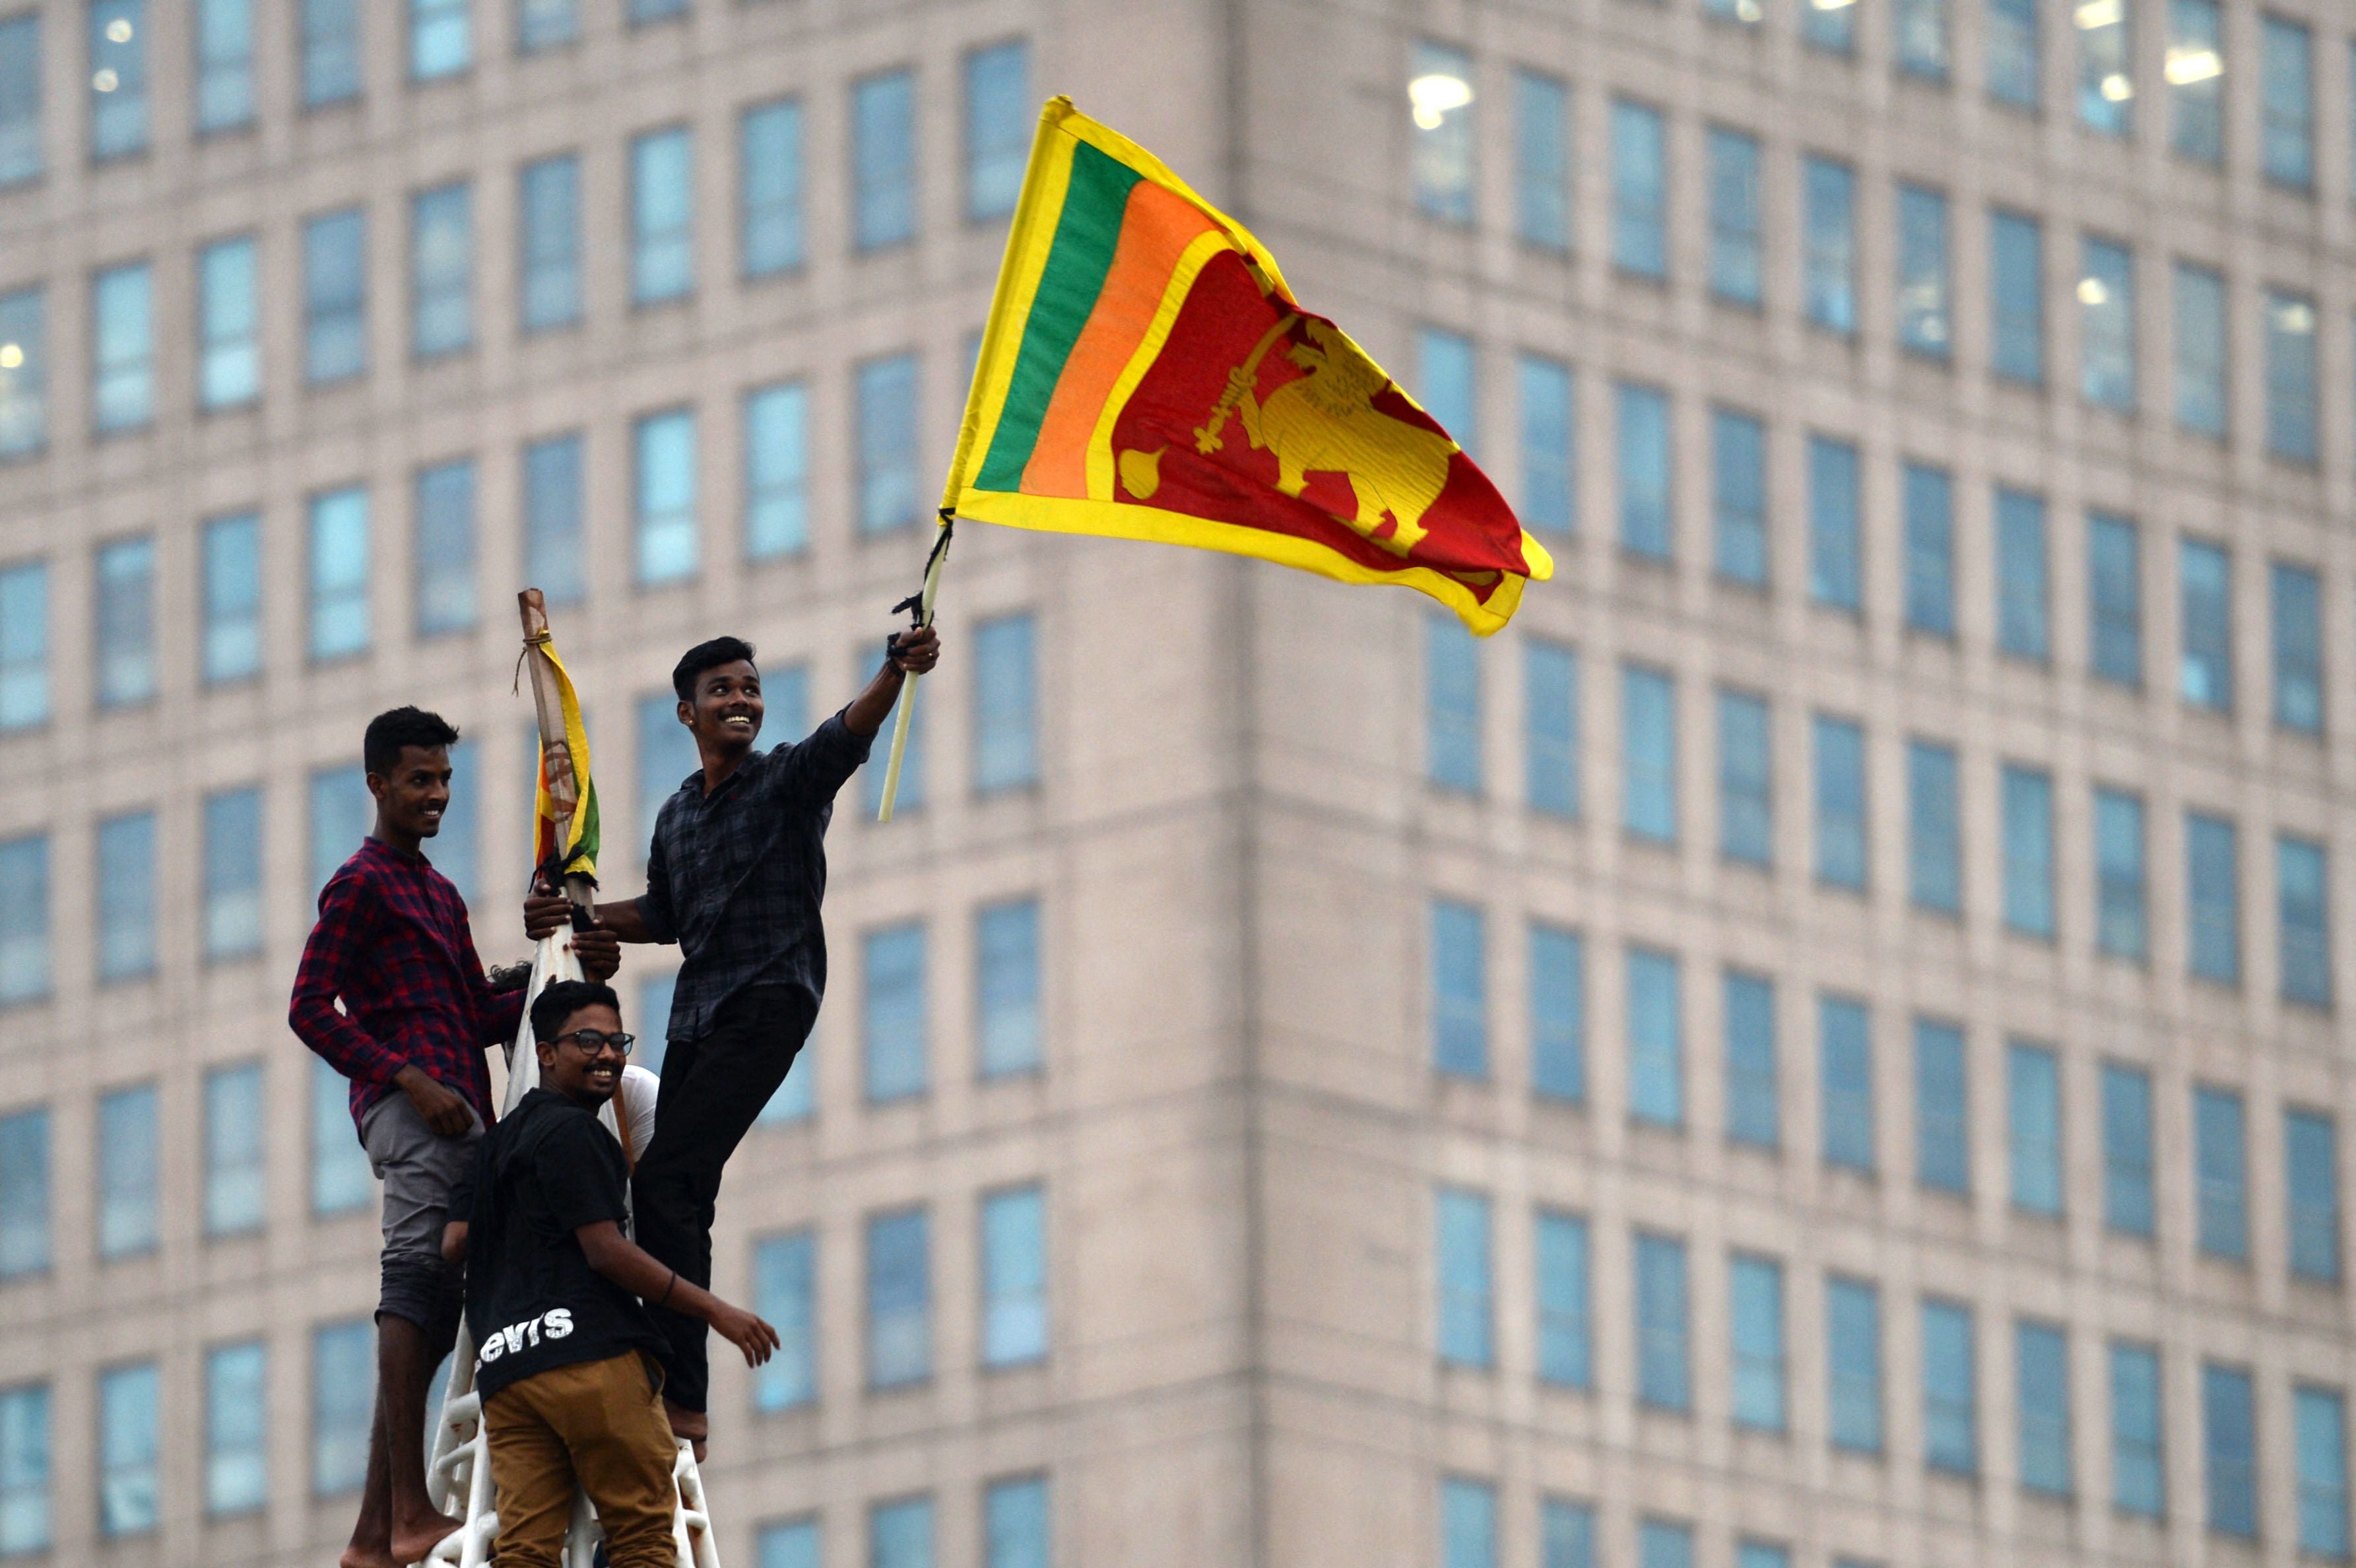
[[442, 981, 777, 1568]]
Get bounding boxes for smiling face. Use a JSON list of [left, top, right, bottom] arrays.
[[682, 659, 764, 761], [536, 1002, 627, 1107], [368, 744, 451, 842]]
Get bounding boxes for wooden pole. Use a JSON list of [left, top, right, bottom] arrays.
[[517, 589, 596, 921], [875, 535, 950, 822]]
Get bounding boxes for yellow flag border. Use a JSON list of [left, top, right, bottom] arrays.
[[531, 638, 597, 878]]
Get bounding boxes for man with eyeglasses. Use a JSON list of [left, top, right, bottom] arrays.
[[442, 979, 777, 1568]]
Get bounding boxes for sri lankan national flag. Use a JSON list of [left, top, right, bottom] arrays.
[[946, 98, 1552, 635], [531, 634, 601, 884]]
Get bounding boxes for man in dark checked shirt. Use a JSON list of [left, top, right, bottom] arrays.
[[292, 706, 619, 1568], [529, 623, 940, 1449]]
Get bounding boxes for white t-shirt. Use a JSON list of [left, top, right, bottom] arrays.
[[613, 1064, 659, 1165]]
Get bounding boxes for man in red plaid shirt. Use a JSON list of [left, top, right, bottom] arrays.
[[291, 707, 618, 1568]]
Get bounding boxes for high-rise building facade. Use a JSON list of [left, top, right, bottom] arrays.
[[0, 1, 2351, 1567]]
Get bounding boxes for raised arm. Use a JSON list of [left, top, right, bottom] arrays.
[[575, 1220, 780, 1366], [842, 626, 940, 737]]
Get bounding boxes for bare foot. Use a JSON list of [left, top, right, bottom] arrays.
[[340, 1548, 399, 1568], [389, 1509, 465, 1566]]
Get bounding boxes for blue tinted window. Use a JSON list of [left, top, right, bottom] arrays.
[[975, 613, 1040, 792], [634, 408, 698, 585], [866, 1208, 931, 1387], [519, 155, 581, 330], [1712, 408, 1766, 584], [759, 1519, 819, 1568], [1914, 1019, 1969, 1194], [1986, 0, 2040, 106], [2279, 834, 2332, 1008], [1639, 1520, 1693, 1568], [2266, 288, 2319, 462], [1723, 969, 1777, 1148], [1730, 1253, 1785, 1431], [965, 43, 1030, 220], [1819, 995, 1874, 1172], [0, 837, 49, 1005], [1922, 1299, 1978, 1474], [92, 535, 154, 707], [1826, 1274, 1883, 1452], [0, 562, 47, 731], [199, 236, 260, 408], [518, 0, 577, 51], [2076, 0, 2129, 130], [1611, 100, 1667, 278], [1529, 923, 1585, 1103], [1616, 383, 1671, 559], [2262, 17, 2314, 188], [311, 1055, 371, 1215], [981, 1185, 1047, 1366], [0, 1383, 46, 1553], [854, 71, 917, 249], [194, 0, 253, 129], [306, 762, 369, 897], [2204, 1362, 2257, 1537], [1907, 740, 1959, 913], [1542, 1498, 1594, 1568], [627, 0, 687, 20], [978, 899, 1043, 1078], [2196, 1084, 2247, 1260], [857, 352, 921, 533], [1524, 640, 1578, 818], [2002, 764, 2054, 937], [1441, 1478, 1497, 1568], [1901, 463, 1953, 636], [863, 923, 927, 1103], [2087, 511, 2142, 685], [1627, 947, 1682, 1128], [2101, 1062, 2154, 1237], [741, 99, 805, 279], [1717, 689, 1771, 867], [2167, 0, 2223, 156], [1897, 185, 1951, 356], [410, 0, 468, 79], [631, 129, 694, 304], [2286, 1109, 2340, 1282], [1807, 436, 1860, 611], [304, 209, 367, 383], [2006, 1040, 2061, 1216], [0, 286, 45, 461], [1515, 71, 1570, 250], [2272, 562, 2323, 733], [1410, 42, 1475, 224], [870, 1496, 933, 1568], [95, 812, 155, 981], [1435, 1187, 1493, 1367], [986, 1477, 1049, 1568], [1990, 211, 2045, 383], [2080, 238, 2136, 410], [88, 1, 150, 160], [311, 1319, 372, 1493], [2095, 787, 2147, 960], [1812, 715, 1866, 890], [308, 486, 369, 660], [204, 1341, 266, 1515], [2178, 537, 2233, 710], [1535, 1209, 1590, 1387], [2298, 1386, 2350, 1557], [203, 1062, 265, 1236], [521, 433, 584, 604], [1634, 1232, 1689, 1410], [1419, 328, 1476, 454], [301, 0, 361, 106], [1431, 901, 1487, 1079], [1802, 156, 1856, 333], [2016, 1320, 2073, 1495], [409, 183, 473, 357], [2174, 259, 2227, 434], [0, 1105, 46, 1280], [90, 261, 153, 434], [1622, 665, 1678, 843], [2111, 1340, 2165, 1517], [2187, 810, 2241, 984], [1427, 613, 1481, 795], [1707, 129, 1761, 306], [1517, 354, 1575, 536], [1802, 0, 1853, 51], [97, 1361, 158, 1536], [412, 458, 475, 636], [96, 1085, 156, 1257], [1994, 488, 2048, 659], [636, 691, 696, 845], [0, 16, 41, 187]]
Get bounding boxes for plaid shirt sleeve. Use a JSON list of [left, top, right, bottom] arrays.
[[637, 812, 678, 944], [288, 870, 403, 1088], [769, 710, 875, 810]]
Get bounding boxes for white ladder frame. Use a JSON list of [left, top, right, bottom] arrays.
[[422, 930, 721, 1568]]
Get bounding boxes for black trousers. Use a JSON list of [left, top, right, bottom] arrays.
[[632, 983, 818, 1414]]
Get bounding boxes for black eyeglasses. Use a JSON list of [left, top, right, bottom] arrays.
[[552, 1028, 635, 1057]]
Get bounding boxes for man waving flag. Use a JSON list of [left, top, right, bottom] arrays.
[[944, 96, 1552, 635]]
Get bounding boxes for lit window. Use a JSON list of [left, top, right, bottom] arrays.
[[750, 1230, 814, 1410], [856, 352, 921, 533], [1622, 665, 1678, 845], [204, 1342, 267, 1515], [2087, 511, 2142, 686], [1827, 1274, 1883, 1451], [302, 0, 362, 107], [965, 42, 1029, 220], [863, 923, 927, 1103], [865, 1208, 931, 1387], [2079, 238, 2134, 410], [1914, 1018, 1969, 1193], [1818, 995, 1874, 1172], [2015, 1321, 2073, 1496], [1411, 42, 1476, 224], [413, 457, 476, 636], [1730, 1253, 1785, 1430], [1907, 738, 1959, 914], [2101, 1062, 2153, 1235], [93, 535, 154, 707], [0, 286, 44, 461], [1530, 923, 1585, 1103], [634, 408, 698, 585], [2167, 0, 2223, 162], [304, 209, 368, 384], [517, 154, 581, 330], [1627, 946, 1682, 1128], [2007, 1039, 2062, 1214], [630, 127, 694, 304], [1896, 183, 1951, 357], [853, 71, 917, 249], [88, 1, 150, 160], [1802, 156, 1856, 333], [94, 1085, 156, 1258], [2076, 0, 2131, 134], [1633, 1231, 1689, 1410], [740, 100, 804, 279], [1812, 713, 1866, 890], [1515, 71, 1569, 250], [1707, 128, 1761, 306], [1611, 99, 1667, 279], [90, 260, 153, 434], [1435, 1187, 1493, 1367], [1711, 408, 1765, 584], [1723, 969, 1777, 1147], [94, 811, 156, 981], [307, 486, 370, 660], [2264, 286, 2318, 461], [522, 433, 585, 605], [1718, 688, 1772, 867]]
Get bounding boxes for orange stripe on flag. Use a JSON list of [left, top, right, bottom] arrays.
[[1019, 181, 1220, 500]]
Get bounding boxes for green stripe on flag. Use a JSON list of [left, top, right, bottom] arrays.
[[976, 142, 1143, 491]]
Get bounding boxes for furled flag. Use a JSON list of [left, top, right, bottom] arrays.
[[529, 628, 600, 886], [943, 97, 1553, 634]]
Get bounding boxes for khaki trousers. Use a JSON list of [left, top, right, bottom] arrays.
[[484, 1351, 679, 1568]]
